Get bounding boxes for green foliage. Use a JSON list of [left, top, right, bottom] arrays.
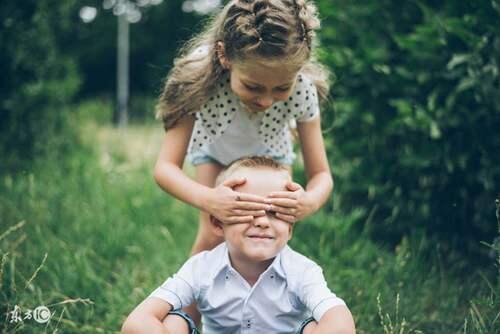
[[0, 128, 197, 333], [0, 0, 82, 173], [460, 199, 500, 333], [317, 0, 500, 257], [0, 122, 496, 333]]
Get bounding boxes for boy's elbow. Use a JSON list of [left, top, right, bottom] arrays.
[[121, 314, 142, 334], [337, 327, 356, 334], [121, 316, 135, 334]]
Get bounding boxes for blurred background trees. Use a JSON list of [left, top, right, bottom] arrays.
[[1, 0, 498, 259], [317, 0, 499, 260]]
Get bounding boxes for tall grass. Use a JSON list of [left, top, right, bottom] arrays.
[[0, 114, 497, 333]]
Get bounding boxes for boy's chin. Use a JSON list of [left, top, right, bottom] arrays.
[[243, 249, 280, 262]]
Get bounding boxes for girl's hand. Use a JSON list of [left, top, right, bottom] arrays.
[[266, 181, 316, 223], [207, 178, 270, 224]]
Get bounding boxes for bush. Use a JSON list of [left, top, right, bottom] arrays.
[[0, 0, 81, 173], [318, 0, 500, 258]]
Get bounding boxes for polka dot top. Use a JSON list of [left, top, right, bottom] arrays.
[[187, 71, 320, 165]]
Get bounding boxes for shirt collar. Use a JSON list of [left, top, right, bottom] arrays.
[[267, 246, 287, 279], [212, 243, 288, 280]]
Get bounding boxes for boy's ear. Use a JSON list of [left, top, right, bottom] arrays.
[[216, 41, 231, 69], [210, 215, 225, 237]]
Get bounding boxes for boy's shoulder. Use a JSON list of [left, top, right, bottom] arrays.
[[279, 245, 324, 279], [188, 241, 227, 263], [183, 242, 229, 280]]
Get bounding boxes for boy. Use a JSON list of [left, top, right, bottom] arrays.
[[122, 157, 355, 334]]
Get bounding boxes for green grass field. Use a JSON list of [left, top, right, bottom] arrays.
[[1, 118, 498, 333]]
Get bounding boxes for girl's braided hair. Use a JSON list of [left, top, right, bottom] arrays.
[[157, 0, 330, 130]]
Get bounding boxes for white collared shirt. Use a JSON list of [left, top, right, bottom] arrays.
[[149, 243, 346, 333]]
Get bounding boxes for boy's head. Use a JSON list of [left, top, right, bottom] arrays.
[[212, 156, 293, 263]]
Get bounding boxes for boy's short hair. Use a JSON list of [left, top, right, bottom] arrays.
[[216, 156, 289, 186]]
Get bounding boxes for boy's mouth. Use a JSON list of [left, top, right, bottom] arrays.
[[247, 234, 274, 240]]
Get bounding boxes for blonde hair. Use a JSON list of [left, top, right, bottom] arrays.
[[216, 156, 289, 186], [156, 0, 331, 130]]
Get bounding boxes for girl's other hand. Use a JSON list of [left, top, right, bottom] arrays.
[[266, 181, 315, 223], [207, 178, 270, 224]]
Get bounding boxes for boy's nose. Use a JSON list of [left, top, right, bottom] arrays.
[[253, 214, 270, 228]]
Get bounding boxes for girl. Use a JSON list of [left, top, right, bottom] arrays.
[[154, 0, 333, 255]]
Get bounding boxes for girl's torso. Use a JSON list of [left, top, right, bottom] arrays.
[[187, 72, 320, 166]]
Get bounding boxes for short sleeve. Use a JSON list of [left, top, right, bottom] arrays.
[[148, 256, 200, 310], [297, 263, 346, 321], [291, 74, 320, 123]]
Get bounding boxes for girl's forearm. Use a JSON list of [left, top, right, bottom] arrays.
[[305, 171, 333, 212], [154, 161, 212, 212]]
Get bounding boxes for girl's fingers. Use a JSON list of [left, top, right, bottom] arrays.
[[237, 193, 269, 203], [267, 198, 297, 208], [285, 181, 303, 192], [223, 178, 246, 188], [275, 212, 296, 224], [232, 209, 266, 217], [235, 201, 272, 211], [268, 191, 299, 199], [270, 205, 296, 215], [227, 215, 253, 224]]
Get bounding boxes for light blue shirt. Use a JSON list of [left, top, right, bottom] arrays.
[[149, 243, 346, 333]]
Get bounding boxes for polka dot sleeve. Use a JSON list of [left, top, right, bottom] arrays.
[[292, 74, 321, 123]]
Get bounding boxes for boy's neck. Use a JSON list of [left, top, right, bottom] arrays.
[[228, 253, 275, 287]]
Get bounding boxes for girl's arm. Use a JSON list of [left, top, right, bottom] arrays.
[[268, 116, 333, 223], [154, 116, 270, 223], [154, 115, 210, 210], [121, 298, 173, 334]]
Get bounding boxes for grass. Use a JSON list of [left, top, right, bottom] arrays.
[[0, 114, 498, 333]]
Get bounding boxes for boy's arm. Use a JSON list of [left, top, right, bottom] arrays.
[[306, 305, 355, 334], [297, 263, 355, 334], [121, 297, 172, 334], [122, 253, 201, 334]]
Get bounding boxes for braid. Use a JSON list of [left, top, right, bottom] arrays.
[[222, 0, 306, 59], [291, 0, 320, 50]]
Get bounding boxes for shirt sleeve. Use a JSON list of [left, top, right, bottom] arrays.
[[297, 263, 346, 321], [293, 75, 320, 123], [148, 256, 199, 310]]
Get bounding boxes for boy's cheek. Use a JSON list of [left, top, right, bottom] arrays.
[[287, 225, 293, 240]]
